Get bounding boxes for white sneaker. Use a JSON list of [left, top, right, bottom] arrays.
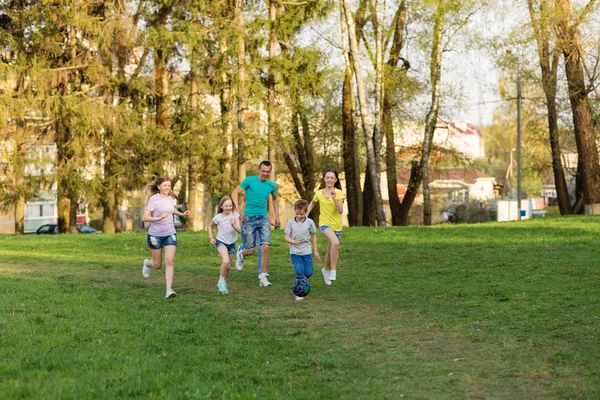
[[329, 270, 337, 281], [295, 296, 304, 301], [322, 268, 331, 286], [259, 273, 272, 287], [165, 289, 177, 299], [142, 259, 151, 278], [235, 246, 245, 271]]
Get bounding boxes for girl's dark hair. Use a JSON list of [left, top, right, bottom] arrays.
[[217, 195, 236, 214], [147, 176, 177, 199], [321, 169, 343, 190]]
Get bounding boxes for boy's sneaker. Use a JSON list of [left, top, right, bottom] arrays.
[[217, 281, 229, 294], [142, 259, 151, 278], [295, 296, 304, 301], [259, 273, 272, 287], [165, 289, 177, 299], [329, 270, 337, 281], [322, 268, 331, 286], [235, 246, 245, 271]]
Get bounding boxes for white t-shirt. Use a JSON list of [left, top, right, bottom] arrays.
[[212, 211, 240, 245], [284, 217, 317, 256]]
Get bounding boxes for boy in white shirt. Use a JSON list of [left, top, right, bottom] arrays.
[[284, 200, 321, 300]]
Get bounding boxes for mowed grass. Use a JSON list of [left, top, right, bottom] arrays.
[[1, 217, 599, 399]]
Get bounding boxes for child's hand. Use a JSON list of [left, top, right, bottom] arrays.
[[314, 251, 322, 261], [210, 238, 216, 245], [160, 213, 169, 220], [290, 239, 301, 245], [183, 210, 190, 217], [330, 190, 336, 200]]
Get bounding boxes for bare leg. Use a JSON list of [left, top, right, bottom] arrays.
[[217, 245, 231, 280], [321, 228, 340, 272], [163, 245, 177, 292], [149, 248, 163, 269], [260, 243, 270, 274]]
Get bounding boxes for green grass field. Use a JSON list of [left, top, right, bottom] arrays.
[[1, 216, 599, 399]]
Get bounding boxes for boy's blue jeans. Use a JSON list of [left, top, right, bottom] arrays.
[[291, 254, 314, 279]]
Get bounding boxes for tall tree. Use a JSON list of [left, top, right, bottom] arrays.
[[552, 0, 600, 214], [421, 0, 446, 226], [526, 0, 572, 214], [339, 1, 362, 226], [342, 0, 386, 226]]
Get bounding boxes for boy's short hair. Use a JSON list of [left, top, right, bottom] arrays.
[[294, 199, 309, 212]]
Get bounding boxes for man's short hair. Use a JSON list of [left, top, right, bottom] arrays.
[[259, 160, 272, 169]]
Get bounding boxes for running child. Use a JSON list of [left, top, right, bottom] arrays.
[[307, 169, 345, 286], [141, 176, 190, 299], [284, 200, 321, 301], [208, 195, 241, 294]]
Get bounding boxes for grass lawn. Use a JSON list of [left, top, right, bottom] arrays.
[[1, 216, 599, 399]]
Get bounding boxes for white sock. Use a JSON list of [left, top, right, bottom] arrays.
[[219, 276, 226, 283]]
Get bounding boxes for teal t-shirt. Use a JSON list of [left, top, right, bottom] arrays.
[[241, 176, 277, 217]]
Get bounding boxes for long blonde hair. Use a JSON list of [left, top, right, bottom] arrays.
[[147, 176, 178, 199], [216, 195, 236, 214]]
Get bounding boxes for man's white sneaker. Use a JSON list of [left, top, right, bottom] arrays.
[[259, 273, 272, 287], [142, 259, 151, 278], [235, 246, 245, 271], [322, 268, 331, 286], [295, 296, 304, 301], [165, 289, 177, 299], [329, 270, 337, 281]]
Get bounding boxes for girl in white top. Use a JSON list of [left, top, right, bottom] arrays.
[[208, 196, 241, 294]]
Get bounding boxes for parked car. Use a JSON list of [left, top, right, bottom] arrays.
[[35, 224, 101, 234], [36, 224, 59, 234]]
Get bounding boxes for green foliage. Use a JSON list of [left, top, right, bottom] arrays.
[[1, 218, 600, 398]]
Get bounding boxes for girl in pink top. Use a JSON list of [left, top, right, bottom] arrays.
[[141, 176, 189, 299]]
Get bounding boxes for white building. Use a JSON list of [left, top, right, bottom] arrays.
[[398, 120, 484, 160]]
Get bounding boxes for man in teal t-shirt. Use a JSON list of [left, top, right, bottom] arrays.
[[232, 161, 280, 287]]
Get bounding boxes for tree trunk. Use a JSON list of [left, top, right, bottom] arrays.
[[268, 0, 277, 179], [553, 0, 600, 213], [398, 160, 422, 225], [55, 104, 72, 234], [235, 0, 247, 181], [421, 0, 445, 226], [384, 0, 407, 225], [14, 116, 25, 235], [342, 0, 386, 226], [339, 2, 362, 226], [527, 0, 571, 214], [362, 165, 377, 226], [186, 50, 205, 232]]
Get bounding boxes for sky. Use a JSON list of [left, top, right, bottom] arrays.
[[302, 1, 514, 129]]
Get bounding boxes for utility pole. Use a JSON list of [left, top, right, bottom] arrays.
[[517, 73, 522, 220]]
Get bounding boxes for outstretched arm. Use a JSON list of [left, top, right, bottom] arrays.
[[311, 232, 321, 261], [271, 193, 280, 227], [208, 220, 216, 244], [232, 185, 244, 218], [307, 200, 316, 215]]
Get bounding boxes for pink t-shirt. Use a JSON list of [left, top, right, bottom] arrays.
[[146, 193, 177, 236]]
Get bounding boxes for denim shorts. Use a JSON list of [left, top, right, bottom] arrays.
[[216, 239, 236, 254], [147, 233, 177, 249], [319, 225, 343, 239], [241, 215, 271, 250]]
